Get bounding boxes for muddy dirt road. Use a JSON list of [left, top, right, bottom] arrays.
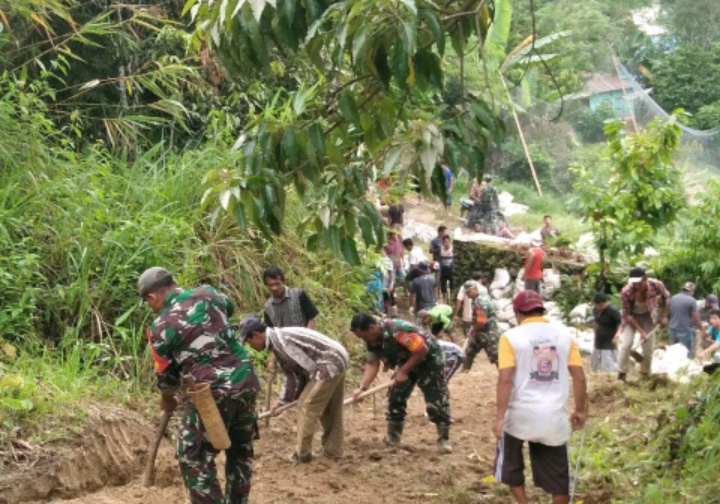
[[25, 359, 514, 504]]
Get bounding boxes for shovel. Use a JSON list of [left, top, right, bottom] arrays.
[[630, 326, 658, 364]]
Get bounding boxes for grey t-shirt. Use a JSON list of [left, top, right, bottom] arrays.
[[411, 275, 437, 311], [669, 292, 698, 332]]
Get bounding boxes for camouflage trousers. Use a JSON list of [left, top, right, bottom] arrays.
[[177, 390, 258, 504], [464, 329, 499, 369], [387, 353, 452, 426], [481, 211, 498, 235]]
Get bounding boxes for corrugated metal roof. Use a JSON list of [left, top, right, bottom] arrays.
[[586, 75, 631, 94]]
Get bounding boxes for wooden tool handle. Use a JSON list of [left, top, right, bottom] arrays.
[[143, 410, 172, 488], [263, 371, 276, 428], [257, 381, 393, 420]]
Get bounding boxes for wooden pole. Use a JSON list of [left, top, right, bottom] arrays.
[[257, 381, 393, 420], [263, 371, 276, 428], [143, 410, 172, 487], [501, 77, 542, 196], [611, 54, 639, 132]]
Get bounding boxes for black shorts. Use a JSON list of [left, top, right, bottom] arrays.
[[524, 279, 543, 293], [494, 432, 569, 496]]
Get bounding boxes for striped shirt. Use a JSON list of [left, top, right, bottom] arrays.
[[267, 327, 349, 404]]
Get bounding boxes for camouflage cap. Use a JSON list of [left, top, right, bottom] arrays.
[[463, 280, 477, 291], [137, 267, 173, 297], [416, 309, 431, 320]]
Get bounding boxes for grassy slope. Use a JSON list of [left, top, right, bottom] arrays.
[[0, 143, 372, 447]]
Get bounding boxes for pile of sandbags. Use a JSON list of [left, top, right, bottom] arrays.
[[492, 297, 513, 314], [571, 328, 595, 354], [512, 231, 532, 245], [490, 268, 514, 300], [543, 268, 561, 298], [402, 220, 436, 243], [498, 191, 529, 217], [651, 344, 704, 383]]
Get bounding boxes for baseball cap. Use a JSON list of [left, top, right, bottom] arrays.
[[238, 315, 265, 342], [418, 261, 430, 273], [628, 267, 646, 284], [513, 290, 545, 313], [706, 294, 718, 305], [416, 309, 431, 320], [137, 267, 173, 297], [682, 281, 696, 292]]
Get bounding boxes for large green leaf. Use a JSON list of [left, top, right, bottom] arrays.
[[338, 90, 361, 127]]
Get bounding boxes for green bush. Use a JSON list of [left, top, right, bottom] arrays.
[[572, 103, 616, 143]]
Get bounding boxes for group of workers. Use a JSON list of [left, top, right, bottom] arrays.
[[137, 258, 590, 504]]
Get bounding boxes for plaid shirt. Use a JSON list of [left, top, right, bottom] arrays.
[[267, 327, 349, 404], [620, 279, 670, 327]]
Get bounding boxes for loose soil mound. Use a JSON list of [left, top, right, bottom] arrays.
[[0, 407, 153, 504]]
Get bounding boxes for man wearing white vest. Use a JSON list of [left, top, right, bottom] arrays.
[[494, 290, 587, 504]]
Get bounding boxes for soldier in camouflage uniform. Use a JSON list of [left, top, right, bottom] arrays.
[[349, 313, 452, 453], [461, 280, 499, 370], [480, 175, 499, 235], [138, 267, 260, 504]]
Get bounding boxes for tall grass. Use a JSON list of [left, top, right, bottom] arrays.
[[0, 100, 373, 444]]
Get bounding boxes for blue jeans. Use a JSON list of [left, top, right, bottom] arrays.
[[668, 330, 694, 356]]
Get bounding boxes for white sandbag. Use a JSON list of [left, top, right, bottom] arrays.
[[512, 231, 532, 245], [491, 284, 513, 300], [569, 303, 590, 321], [543, 268, 561, 298], [498, 322, 511, 333], [544, 301, 561, 318], [402, 220, 437, 243], [529, 230, 543, 243], [650, 343, 704, 383], [514, 268, 526, 292], [490, 268, 511, 290], [504, 202, 529, 217], [509, 317, 517, 326], [497, 307, 515, 323], [498, 191, 514, 207], [493, 297, 513, 313], [572, 328, 595, 355]]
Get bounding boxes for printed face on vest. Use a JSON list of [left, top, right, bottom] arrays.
[[530, 345, 559, 382]]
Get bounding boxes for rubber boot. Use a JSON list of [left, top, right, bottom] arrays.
[[386, 421, 403, 446], [436, 425, 452, 454]]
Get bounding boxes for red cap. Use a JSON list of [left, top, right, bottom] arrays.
[[513, 290, 545, 312]]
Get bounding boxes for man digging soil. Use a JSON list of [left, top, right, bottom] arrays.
[[138, 267, 260, 504], [350, 313, 453, 453], [239, 316, 349, 464]]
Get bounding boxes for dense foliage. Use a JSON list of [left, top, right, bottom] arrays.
[[572, 114, 686, 283]]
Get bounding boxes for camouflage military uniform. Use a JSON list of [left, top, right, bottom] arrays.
[[365, 319, 451, 426], [149, 286, 260, 504], [464, 294, 499, 369], [480, 185, 499, 235]]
